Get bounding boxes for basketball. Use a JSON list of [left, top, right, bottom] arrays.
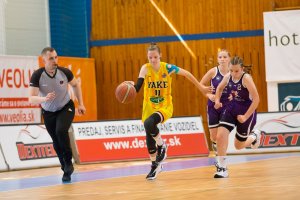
[[115, 81, 137, 104]]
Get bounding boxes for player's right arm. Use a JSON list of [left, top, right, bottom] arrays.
[[132, 64, 147, 92]]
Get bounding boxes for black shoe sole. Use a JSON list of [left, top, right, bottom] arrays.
[[62, 174, 71, 182], [62, 165, 74, 182], [146, 164, 163, 180], [214, 174, 228, 178]]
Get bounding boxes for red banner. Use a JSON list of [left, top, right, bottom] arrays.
[[76, 134, 208, 162], [71, 117, 209, 163]]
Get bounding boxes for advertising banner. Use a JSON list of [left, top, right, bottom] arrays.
[[264, 10, 300, 111], [0, 55, 41, 124], [227, 111, 300, 154], [278, 82, 300, 112], [0, 124, 60, 170], [264, 10, 300, 82], [0, 146, 8, 171], [72, 116, 209, 163]]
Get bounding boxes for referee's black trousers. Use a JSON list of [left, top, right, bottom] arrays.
[[42, 100, 75, 169]]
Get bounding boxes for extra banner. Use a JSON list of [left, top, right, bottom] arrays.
[[227, 111, 300, 154], [71, 116, 209, 163], [0, 146, 8, 171], [0, 124, 60, 170], [0, 55, 41, 124], [264, 10, 300, 111], [278, 83, 300, 112], [264, 10, 300, 82]]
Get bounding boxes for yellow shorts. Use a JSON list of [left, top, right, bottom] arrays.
[[142, 101, 173, 123]]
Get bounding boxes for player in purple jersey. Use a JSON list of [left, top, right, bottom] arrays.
[[213, 56, 261, 178], [199, 49, 231, 155]]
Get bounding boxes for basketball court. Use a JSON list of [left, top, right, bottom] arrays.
[[1, 152, 299, 199], [1, 1, 300, 200]]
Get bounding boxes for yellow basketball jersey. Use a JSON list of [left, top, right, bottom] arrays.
[[142, 62, 173, 122]]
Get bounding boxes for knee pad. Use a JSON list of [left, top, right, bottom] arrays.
[[144, 117, 159, 137], [146, 134, 157, 154]]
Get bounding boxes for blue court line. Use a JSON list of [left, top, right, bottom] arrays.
[[90, 30, 263, 47], [0, 153, 298, 192]]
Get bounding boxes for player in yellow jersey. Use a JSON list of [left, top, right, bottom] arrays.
[[129, 43, 211, 180]]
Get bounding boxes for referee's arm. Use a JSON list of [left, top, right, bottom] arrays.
[[28, 86, 55, 104], [69, 78, 86, 115]]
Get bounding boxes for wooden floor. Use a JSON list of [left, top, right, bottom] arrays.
[[0, 152, 300, 200]]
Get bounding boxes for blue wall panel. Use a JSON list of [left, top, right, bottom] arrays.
[[49, 0, 90, 57]]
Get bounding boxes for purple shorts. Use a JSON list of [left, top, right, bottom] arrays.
[[219, 101, 257, 141]]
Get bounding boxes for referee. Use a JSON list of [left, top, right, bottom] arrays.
[[29, 47, 86, 182]]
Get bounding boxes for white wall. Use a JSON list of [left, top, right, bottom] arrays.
[[4, 0, 50, 56], [267, 82, 279, 111], [0, 0, 6, 54]]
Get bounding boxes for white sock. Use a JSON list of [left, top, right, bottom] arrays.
[[216, 156, 227, 168], [154, 134, 163, 146], [249, 133, 257, 142]]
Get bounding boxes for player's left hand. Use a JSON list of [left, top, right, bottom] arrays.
[[237, 115, 247, 123], [214, 101, 222, 109]]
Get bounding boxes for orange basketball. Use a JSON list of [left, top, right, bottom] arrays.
[[115, 82, 137, 104]]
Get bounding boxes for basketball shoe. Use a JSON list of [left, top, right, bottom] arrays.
[[62, 163, 74, 182], [156, 143, 168, 163], [250, 129, 262, 149], [214, 162, 228, 178], [146, 161, 163, 180]]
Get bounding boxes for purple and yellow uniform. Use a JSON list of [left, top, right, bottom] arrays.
[[207, 67, 230, 128], [142, 62, 179, 123], [219, 73, 257, 141]]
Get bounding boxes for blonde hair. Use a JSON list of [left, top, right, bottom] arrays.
[[217, 49, 231, 57], [147, 42, 161, 54]]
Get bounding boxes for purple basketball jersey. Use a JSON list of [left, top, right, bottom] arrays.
[[207, 67, 230, 128], [227, 73, 252, 105], [219, 73, 257, 140]]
